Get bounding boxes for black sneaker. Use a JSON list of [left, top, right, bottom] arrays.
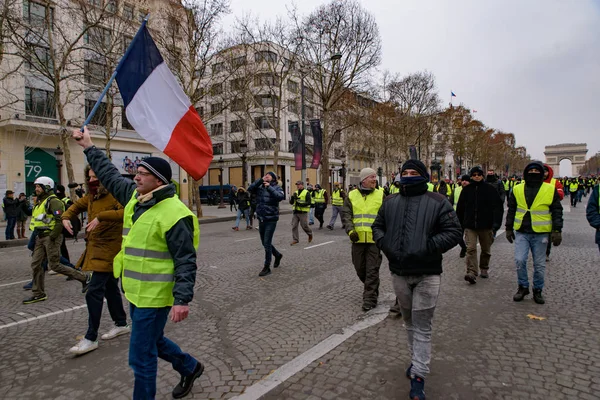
[[532, 289, 545, 304], [172, 361, 204, 399], [23, 294, 47, 304], [513, 285, 530, 302], [410, 375, 426, 400], [326, 225, 333, 230], [273, 254, 283, 268], [480, 269, 489, 279], [464, 274, 476, 284], [459, 248, 466, 258], [82, 273, 92, 294], [362, 303, 376, 311], [258, 266, 271, 277]]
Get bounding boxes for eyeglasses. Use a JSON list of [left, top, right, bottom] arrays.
[[135, 171, 153, 177]]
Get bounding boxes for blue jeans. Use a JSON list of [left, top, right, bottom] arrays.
[[235, 208, 250, 228], [5, 216, 16, 239], [514, 232, 548, 290], [129, 304, 198, 400], [577, 189, 583, 202], [259, 220, 281, 267], [309, 207, 315, 224]]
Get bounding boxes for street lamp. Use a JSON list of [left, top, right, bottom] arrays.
[[218, 156, 225, 209], [54, 146, 63, 185], [239, 139, 248, 188], [340, 160, 346, 190]]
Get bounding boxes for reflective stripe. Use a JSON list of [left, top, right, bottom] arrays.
[[354, 214, 377, 219], [354, 222, 374, 227], [122, 228, 130, 235], [516, 208, 549, 215], [516, 208, 527, 213], [125, 247, 171, 259], [123, 269, 174, 282], [531, 221, 552, 226]]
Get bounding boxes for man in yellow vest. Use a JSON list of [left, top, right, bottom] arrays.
[[506, 161, 563, 304], [341, 168, 385, 311], [568, 178, 579, 207], [74, 126, 203, 399], [290, 181, 313, 245], [327, 182, 345, 230], [312, 183, 328, 229], [586, 182, 600, 253]]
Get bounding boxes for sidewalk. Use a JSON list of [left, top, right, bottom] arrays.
[[0, 203, 294, 248]]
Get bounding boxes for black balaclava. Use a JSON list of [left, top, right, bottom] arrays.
[[524, 161, 545, 186]]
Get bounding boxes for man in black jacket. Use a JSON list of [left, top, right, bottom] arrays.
[[506, 161, 563, 304], [486, 169, 506, 204], [372, 160, 462, 400], [456, 166, 504, 283], [3, 190, 18, 240]]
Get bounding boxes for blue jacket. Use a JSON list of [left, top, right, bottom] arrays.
[[586, 185, 600, 245], [247, 178, 284, 222]]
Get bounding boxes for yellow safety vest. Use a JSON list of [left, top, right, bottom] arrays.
[[29, 194, 61, 231], [513, 183, 554, 233], [503, 181, 510, 191], [569, 182, 578, 193], [453, 186, 463, 211], [427, 182, 434, 192], [313, 189, 326, 204], [332, 189, 344, 206], [390, 185, 400, 194], [293, 189, 310, 212], [114, 191, 199, 308], [436, 183, 452, 196], [349, 187, 384, 243]]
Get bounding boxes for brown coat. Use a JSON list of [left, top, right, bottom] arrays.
[[62, 192, 124, 273]]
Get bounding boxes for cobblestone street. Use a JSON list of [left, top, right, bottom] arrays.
[[1, 198, 599, 400]]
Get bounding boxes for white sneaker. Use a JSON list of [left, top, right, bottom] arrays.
[[101, 325, 131, 340], [48, 270, 58, 275], [69, 338, 98, 355]]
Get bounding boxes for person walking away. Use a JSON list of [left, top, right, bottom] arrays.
[[23, 177, 91, 304], [435, 179, 451, 201], [586, 182, 600, 253], [63, 166, 130, 355], [372, 160, 462, 400], [505, 161, 563, 304], [486, 169, 506, 204], [341, 168, 385, 311], [16, 193, 31, 239], [327, 182, 345, 230], [312, 184, 328, 229], [543, 164, 564, 261], [3, 190, 18, 240], [232, 187, 252, 230], [248, 172, 285, 277], [454, 175, 471, 258], [229, 186, 238, 212], [290, 181, 313, 245], [456, 167, 504, 284], [74, 126, 204, 399]]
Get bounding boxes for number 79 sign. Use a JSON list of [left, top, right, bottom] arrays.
[[26, 164, 43, 178]]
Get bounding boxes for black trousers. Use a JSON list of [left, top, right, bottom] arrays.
[[314, 206, 326, 227], [351, 243, 382, 307], [85, 271, 128, 341]]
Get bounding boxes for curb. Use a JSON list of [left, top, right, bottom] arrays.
[[0, 210, 294, 248]]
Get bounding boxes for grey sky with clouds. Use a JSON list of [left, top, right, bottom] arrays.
[[224, 0, 600, 162]]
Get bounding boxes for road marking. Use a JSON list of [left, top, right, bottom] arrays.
[[233, 300, 391, 400], [209, 266, 218, 269], [304, 241, 335, 250], [0, 279, 31, 288], [0, 304, 87, 331], [234, 237, 257, 242]]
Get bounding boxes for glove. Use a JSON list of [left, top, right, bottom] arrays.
[[349, 230, 359, 243], [506, 230, 515, 244], [551, 231, 562, 246]]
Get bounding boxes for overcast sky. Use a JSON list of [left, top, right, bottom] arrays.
[[224, 0, 600, 163]]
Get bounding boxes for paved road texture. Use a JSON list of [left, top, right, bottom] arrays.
[[0, 197, 598, 400]]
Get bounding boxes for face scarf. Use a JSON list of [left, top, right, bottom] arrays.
[[400, 176, 428, 185], [88, 180, 100, 196], [525, 172, 543, 184]]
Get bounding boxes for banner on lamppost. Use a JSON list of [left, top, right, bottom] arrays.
[[309, 119, 322, 169], [409, 145, 418, 160], [289, 121, 305, 171]]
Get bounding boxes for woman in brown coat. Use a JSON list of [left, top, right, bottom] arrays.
[[62, 166, 129, 355]]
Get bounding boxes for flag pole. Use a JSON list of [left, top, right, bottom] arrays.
[[80, 15, 150, 132]]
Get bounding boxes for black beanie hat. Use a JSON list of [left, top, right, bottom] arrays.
[[461, 174, 470, 181], [139, 157, 172, 184], [469, 166, 484, 176], [401, 159, 429, 180], [266, 171, 277, 181]]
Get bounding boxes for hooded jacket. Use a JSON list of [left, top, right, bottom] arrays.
[[236, 188, 251, 210], [372, 181, 462, 276], [485, 174, 506, 203], [506, 161, 563, 234], [543, 164, 564, 200], [247, 177, 285, 222]]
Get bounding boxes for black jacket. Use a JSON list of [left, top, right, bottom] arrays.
[[247, 178, 285, 222], [237, 190, 251, 211], [84, 146, 197, 306], [2, 197, 19, 217], [506, 182, 563, 234], [456, 181, 504, 231], [586, 185, 600, 244], [486, 175, 506, 203], [372, 182, 462, 276]]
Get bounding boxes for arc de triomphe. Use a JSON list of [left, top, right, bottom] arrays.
[[544, 143, 588, 177]]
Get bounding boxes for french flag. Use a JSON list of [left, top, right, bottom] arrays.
[[115, 25, 212, 180]]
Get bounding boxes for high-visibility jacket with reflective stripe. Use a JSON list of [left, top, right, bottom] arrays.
[[453, 186, 463, 210], [513, 182, 554, 233], [332, 189, 344, 206], [427, 182, 434, 192], [293, 189, 310, 212], [30, 194, 60, 231], [390, 185, 400, 194], [569, 182, 578, 193], [348, 187, 383, 243], [114, 192, 199, 308], [436, 184, 452, 196], [313, 189, 326, 204]]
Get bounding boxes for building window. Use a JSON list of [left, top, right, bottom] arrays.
[[212, 143, 223, 155], [254, 95, 279, 108], [230, 98, 245, 112], [210, 83, 223, 95], [85, 26, 111, 48], [254, 138, 276, 151], [287, 80, 298, 93], [254, 50, 277, 63], [212, 62, 224, 75], [287, 99, 298, 114], [106, 0, 117, 13], [230, 120, 245, 133], [25, 44, 53, 74], [85, 99, 107, 126], [305, 105, 315, 119], [303, 86, 314, 101], [23, 0, 53, 28], [210, 123, 223, 136], [195, 106, 204, 118], [231, 140, 245, 153], [230, 77, 246, 91], [121, 107, 134, 129], [231, 55, 246, 68], [254, 116, 279, 131], [25, 87, 55, 118], [210, 102, 223, 116], [122, 35, 133, 52], [122, 3, 133, 20], [254, 73, 279, 87], [84, 60, 107, 86]]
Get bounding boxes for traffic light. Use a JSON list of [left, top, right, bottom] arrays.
[[377, 167, 383, 177]]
